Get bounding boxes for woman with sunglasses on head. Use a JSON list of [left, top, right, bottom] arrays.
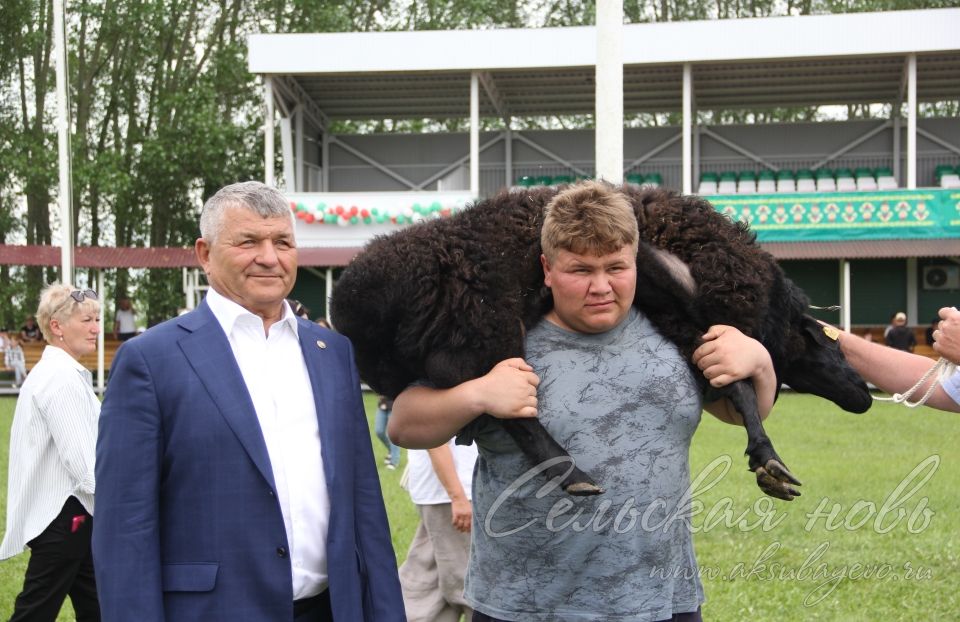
[[1, 284, 102, 621]]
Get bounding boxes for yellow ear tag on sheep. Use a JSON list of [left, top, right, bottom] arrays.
[[822, 326, 840, 341]]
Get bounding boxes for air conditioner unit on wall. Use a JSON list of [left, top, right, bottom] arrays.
[[922, 265, 960, 290]]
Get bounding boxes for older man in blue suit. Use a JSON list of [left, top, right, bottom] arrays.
[[94, 181, 404, 621]]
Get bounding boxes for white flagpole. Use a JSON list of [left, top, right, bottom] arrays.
[[53, 0, 74, 283]]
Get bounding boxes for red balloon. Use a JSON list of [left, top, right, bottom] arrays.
[[360, 208, 370, 219], [304, 213, 315, 224], [335, 205, 345, 215], [349, 205, 359, 217], [289, 201, 297, 211]]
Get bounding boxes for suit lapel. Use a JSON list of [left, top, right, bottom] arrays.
[[178, 303, 278, 491], [299, 322, 338, 486]]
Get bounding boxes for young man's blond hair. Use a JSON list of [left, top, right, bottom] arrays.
[[540, 181, 639, 261]]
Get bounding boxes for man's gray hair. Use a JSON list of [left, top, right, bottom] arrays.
[[199, 181, 292, 242]]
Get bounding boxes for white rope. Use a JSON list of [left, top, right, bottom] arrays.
[[874, 357, 958, 408]]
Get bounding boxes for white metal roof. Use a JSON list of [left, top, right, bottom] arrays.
[[248, 9, 960, 119]]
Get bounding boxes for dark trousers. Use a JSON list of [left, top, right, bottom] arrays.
[[473, 606, 703, 622], [293, 589, 333, 622], [10, 496, 100, 622]]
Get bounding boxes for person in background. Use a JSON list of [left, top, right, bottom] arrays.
[[399, 440, 478, 622], [93, 181, 402, 621], [375, 396, 401, 469], [0, 284, 102, 621], [884, 311, 916, 352], [925, 316, 938, 347], [289, 299, 311, 320], [834, 306, 960, 413], [20, 315, 42, 342], [112, 298, 137, 342], [6, 335, 28, 387]]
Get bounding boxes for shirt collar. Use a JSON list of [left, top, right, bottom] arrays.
[[41, 344, 90, 373], [205, 288, 299, 339]]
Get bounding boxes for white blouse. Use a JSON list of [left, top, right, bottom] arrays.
[[0, 345, 100, 558]]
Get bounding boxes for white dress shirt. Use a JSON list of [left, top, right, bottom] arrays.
[[205, 288, 330, 600], [0, 346, 99, 559]]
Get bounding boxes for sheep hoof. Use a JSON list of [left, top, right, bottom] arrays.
[[564, 481, 605, 496], [755, 460, 802, 501]]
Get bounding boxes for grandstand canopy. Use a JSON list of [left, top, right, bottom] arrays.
[[249, 9, 960, 120]]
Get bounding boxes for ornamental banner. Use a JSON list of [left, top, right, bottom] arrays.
[[707, 189, 960, 242]]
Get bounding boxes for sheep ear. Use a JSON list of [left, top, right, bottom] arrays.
[[799, 314, 840, 347]]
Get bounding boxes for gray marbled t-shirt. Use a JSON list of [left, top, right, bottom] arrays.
[[458, 308, 705, 621]]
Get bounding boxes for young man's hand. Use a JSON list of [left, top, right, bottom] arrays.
[[692, 325, 773, 388], [472, 358, 540, 420]]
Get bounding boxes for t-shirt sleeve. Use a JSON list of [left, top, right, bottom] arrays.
[[456, 413, 494, 446]]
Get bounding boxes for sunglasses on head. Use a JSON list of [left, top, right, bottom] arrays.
[[69, 289, 98, 303]]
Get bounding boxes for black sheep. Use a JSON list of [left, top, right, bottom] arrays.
[[330, 186, 872, 500]]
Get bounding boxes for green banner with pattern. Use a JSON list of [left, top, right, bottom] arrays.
[[708, 189, 960, 242]]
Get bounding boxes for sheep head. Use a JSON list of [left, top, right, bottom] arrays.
[[778, 315, 872, 413]]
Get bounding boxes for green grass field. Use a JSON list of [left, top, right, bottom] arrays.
[[1, 393, 957, 620]]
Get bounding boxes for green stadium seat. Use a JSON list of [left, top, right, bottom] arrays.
[[813, 168, 834, 192], [625, 173, 644, 186], [535, 175, 553, 187], [855, 167, 877, 191], [796, 169, 817, 192], [775, 170, 796, 193], [553, 175, 575, 186], [516, 175, 536, 188], [698, 172, 719, 195], [737, 171, 757, 194], [940, 165, 960, 189], [718, 172, 738, 194], [875, 167, 897, 190], [643, 173, 663, 187], [835, 168, 856, 192], [757, 170, 777, 193]]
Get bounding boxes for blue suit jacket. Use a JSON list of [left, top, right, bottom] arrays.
[[93, 301, 404, 621]]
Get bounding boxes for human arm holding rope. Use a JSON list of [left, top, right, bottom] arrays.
[[835, 308, 960, 413]]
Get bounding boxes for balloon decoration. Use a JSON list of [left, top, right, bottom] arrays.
[[289, 198, 466, 226]]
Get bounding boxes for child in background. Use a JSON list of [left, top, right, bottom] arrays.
[[5, 336, 27, 387]]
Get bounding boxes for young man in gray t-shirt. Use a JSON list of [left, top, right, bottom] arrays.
[[390, 181, 777, 622]]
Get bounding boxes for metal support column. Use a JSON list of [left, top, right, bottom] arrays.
[[97, 269, 105, 393], [295, 106, 304, 191], [53, 0, 73, 282], [906, 257, 918, 325], [682, 63, 693, 194], [840, 260, 852, 333], [470, 72, 480, 196], [505, 126, 513, 188], [325, 267, 334, 326], [264, 77, 275, 187], [321, 131, 330, 191], [907, 54, 917, 189], [893, 115, 901, 186]]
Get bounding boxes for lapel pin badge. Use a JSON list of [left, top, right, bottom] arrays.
[[316, 340, 327, 349]]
